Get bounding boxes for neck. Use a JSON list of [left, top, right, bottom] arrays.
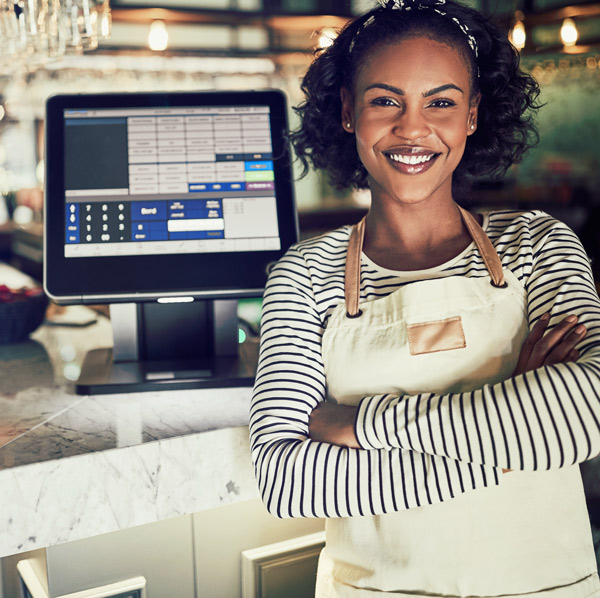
[[362, 195, 473, 271]]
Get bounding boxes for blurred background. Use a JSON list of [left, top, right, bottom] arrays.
[[0, 0, 599, 284]]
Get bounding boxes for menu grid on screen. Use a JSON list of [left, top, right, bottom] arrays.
[[63, 105, 282, 258]]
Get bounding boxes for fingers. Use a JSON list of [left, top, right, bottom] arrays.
[[513, 313, 550, 375], [514, 313, 586, 376], [522, 312, 550, 350], [544, 323, 586, 366], [527, 314, 582, 366]]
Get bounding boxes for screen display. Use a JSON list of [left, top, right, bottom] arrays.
[[44, 90, 297, 304], [63, 105, 281, 258]]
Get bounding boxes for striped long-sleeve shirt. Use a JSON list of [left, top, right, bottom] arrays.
[[249, 209, 600, 518]]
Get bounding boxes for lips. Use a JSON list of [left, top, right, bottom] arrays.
[[383, 147, 440, 175]]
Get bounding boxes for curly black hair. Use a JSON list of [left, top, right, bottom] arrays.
[[289, 0, 542, 193]]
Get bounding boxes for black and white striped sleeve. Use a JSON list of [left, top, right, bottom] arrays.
[[250, 246, 502, 518], [356, 217, 600, 471]]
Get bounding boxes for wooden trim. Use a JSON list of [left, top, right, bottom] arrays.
[[241, 531, 325, 598], [111, 7, 350, 29]]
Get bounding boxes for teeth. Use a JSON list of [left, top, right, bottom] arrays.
[[388, 153, 435, 165]]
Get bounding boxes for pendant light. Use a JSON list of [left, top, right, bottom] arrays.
[[148, 19, 168, 52], [509, 11, 526, 51], [560, 17, 578, 47]]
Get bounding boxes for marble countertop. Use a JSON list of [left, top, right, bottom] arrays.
[[0, 302, 260, 558]]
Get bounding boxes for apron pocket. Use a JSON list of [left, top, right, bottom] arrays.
[[407, 316, 466, 355]]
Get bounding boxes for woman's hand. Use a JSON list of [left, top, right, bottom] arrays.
[[513, 312, 587, 377], [309, 402, 360, 448]]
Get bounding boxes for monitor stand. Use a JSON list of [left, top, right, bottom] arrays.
[[75, 299, 258, 395]]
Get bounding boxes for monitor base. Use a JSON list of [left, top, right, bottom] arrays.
[[75, 343, 258, 395]]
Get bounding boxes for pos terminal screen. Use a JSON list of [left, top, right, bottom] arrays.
[[44, 90, 297, 303], [63, 105, 281, 259]]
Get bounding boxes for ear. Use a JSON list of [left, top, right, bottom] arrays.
[[467, 92, 481, 136], [340, 87, 355, 133]]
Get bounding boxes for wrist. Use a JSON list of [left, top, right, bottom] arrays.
[[309, 402, 360, 448]]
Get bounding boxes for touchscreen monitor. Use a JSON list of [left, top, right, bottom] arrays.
[[43, 90, 298, 393], [44, 89, 297, 304]]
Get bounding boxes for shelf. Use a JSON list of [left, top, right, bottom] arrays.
[[111, 6, 351, 28]]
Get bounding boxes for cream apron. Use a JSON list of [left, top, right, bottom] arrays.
[[316, 207, 599, 598]]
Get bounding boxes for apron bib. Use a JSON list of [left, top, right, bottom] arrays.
[[316, 207, 597, 597]]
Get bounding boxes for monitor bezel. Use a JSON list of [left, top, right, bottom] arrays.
[[44, 89, 298, 305]]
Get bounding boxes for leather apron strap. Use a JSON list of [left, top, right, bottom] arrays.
[[344, 206, 506, 317], [458, 207, 506, 289], [345, 215, 367, 318]]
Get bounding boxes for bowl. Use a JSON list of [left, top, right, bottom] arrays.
[[0, 286, 48, 345]]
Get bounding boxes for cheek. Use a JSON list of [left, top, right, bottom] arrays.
[[353, 119, 382, 157], [450, 127, 469, 148], [355, 114, 386, 137], [354, 114, 396, 154], [435, 118, 469, 151]]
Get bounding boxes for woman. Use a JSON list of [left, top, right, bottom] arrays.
[[250, 0, 600, 595]]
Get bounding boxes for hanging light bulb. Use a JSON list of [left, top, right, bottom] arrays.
[[509, 12, 526, 51], [560, 17, 578, 47], [148, 20, 168, 52]]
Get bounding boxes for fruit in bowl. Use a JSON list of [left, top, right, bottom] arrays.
[[0, 285, 45, 302], [0, 285, 48, 344]]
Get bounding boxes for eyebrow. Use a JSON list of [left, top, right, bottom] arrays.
[[364, 83, 464, 97]]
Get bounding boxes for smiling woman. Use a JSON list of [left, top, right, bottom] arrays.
[[343, 38, 476, 210], [340, 37, 481, 270], [250, 1, 600, 597]]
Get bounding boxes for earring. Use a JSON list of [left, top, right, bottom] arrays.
[[346, 122, 352, 129], [470, 124, 475, 130]]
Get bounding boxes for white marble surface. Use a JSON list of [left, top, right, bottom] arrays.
[[0, 306, 259, 558]]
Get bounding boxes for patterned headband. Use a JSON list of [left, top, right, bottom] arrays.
[[351, 0, 479, 68]]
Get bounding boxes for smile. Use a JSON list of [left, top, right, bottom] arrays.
[[384, 151, 440, 174], [388, 153, 435, 165]]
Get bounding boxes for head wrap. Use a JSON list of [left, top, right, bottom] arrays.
[[351, 0, 479, 67]]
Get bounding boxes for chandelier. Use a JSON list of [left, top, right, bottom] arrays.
[[0, 0, 111, 68]]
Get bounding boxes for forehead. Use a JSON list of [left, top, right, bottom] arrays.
[[354, 36, 472, 93]]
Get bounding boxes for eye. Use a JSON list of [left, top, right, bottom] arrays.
[[428, 98, 457, 109], [370, 96, 400, 108]]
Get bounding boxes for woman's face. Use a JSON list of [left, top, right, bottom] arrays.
[[341, 36, 479, 206]]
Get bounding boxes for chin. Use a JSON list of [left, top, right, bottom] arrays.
[[377, 181, 449, 206]]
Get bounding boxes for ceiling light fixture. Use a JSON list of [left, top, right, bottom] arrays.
[[148, 20, 168, 52], [509, 11, 526, 51], [560, 17, 578, 47]]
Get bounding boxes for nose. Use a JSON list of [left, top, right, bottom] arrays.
[[392, 105, 430, 140]]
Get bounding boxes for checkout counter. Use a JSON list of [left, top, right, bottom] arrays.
[[0, 281, 260, 561], [0, 315, 258, 559]]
